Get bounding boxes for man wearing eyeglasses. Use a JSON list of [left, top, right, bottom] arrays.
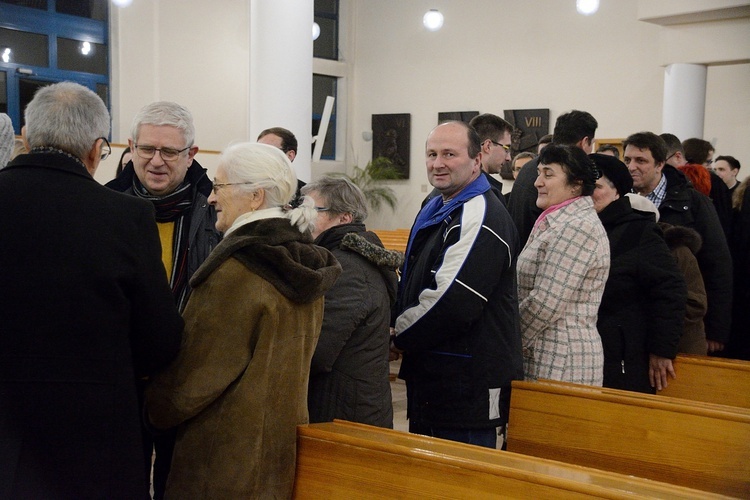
[[0, 82, 183, 498], [106, 101, 220, 499], [469, 113, 513, 205]]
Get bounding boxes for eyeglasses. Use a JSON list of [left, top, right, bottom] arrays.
[[665, 152, 676, 162], [488, 140, 511, 153], [134, 144, 190, 162], [97, 137, 111, 161], [704, 159, 713, 166], [314, 207, 331, 212], [211, 181, 256, 194]]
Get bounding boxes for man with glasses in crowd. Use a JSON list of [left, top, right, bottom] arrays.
[[1, 82, 183, 498], [468, 113, 514, 205], [107, 101, 220, 499]]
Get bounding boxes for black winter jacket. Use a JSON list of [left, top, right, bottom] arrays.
[[106, 160, 221, 311], [658, 165, 733, 344], [597, 197, 686, 393], [308, 224, 401, 428]]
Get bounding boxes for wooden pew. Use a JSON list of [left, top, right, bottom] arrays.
[[507, 379, 750, 497], [293, 420, 722, 499], [659, 354, 750, 409], [371, 228, 410, 253]]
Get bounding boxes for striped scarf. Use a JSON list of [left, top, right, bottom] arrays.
[[133, 180, 194, 312]]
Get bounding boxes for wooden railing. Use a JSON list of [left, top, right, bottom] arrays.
[[507, 379, 750, 497], [371, 228, 410, 253], [659, 354, 750, 409], [293, 420, 722, 499]]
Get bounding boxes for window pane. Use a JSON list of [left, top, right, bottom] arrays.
[[19, 78, 52, 129], [312, 74, 337, 160], [1, 0, 46, 10], [96, 83, 108, 108], [0, 28, 48, 67], [58, 37, 107, 75], [56, 0, 108, 21], [0, 71, 7, 114], [313, 16, 337, 60]]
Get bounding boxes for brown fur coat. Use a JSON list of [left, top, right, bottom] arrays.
[[146, 217, 340, 499]]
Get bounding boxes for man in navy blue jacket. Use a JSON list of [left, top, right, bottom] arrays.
[[392, 121, 523, 449]]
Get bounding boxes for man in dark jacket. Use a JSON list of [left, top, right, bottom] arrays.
[[392, 121, 523, 449], [508, 110, 598, 247], [623, 131, 733, 353], [303, 176, 402, 428], [106, 101, 220, 498], [0, 82, 183, 499]]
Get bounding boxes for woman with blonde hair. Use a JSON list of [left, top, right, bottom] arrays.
[[146, 142, 341, 498]]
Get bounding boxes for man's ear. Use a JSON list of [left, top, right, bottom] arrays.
[[287, 150, 296, 162], [21, 126, 30, 150]]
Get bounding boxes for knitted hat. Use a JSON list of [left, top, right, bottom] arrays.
[[589, 153, 632, 197], [0, 113, 14, 169]]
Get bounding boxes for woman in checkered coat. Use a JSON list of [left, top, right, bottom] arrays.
[[518, 144, 610, 386]]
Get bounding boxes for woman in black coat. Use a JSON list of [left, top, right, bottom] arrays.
[[590, 154, 687, 394]]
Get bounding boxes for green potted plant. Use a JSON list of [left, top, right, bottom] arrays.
[[338, 156, 401, 213]]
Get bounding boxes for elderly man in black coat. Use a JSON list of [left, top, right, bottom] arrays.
[[0, 82, 183, 498]]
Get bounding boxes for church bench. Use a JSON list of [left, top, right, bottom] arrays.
[[507, 379, 750, 497], [292, 420, 722, 499], [659, 354, 750, 409], [371, 228, 410, 253]]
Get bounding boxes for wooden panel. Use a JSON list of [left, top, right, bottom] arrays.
[[507, 380, 750, 497], [660, 354, 750, 409], [371, 228, 409, 253], [293, 421, 724, 499]]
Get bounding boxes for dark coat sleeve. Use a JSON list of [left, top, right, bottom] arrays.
[[691, 194, 733, 343], [637, 224, 687, 359], [507, 158, 541, 248], [128, 203, 184, 377], [309, 251, 370, 374]]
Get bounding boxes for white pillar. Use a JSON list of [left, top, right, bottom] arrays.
[[249, 0, 313, 181], [662, 63, 707, 140]]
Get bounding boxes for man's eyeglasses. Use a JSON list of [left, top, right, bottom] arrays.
[[665, 152, 676, 162], [211, 181, 256, 194], [98, 137, 111, 161], [314, 207, 331, 212], [488, 140, 511, 153], [134, 144, 190, 162]]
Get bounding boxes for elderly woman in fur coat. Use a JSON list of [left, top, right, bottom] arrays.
[[302, 176, 403, 428], [145, 143, 341, 499]]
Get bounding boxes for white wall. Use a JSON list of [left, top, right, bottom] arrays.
[[100, 0, 750, 229]]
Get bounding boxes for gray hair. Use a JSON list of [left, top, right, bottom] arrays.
[[24, 81, 110, 159], [301, 175, 368, 223], [130, 101, 195, 147], [219, 142, 315, 232]]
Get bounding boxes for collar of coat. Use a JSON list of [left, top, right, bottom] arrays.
[[190, 217, 341, 304], [315, 223, 404, 269], [106, 159, 213, 199]]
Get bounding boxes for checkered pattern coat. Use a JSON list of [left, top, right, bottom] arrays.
[[517, 196, 610, 386]]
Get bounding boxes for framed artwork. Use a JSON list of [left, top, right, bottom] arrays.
[[372, 113, 410, 179], [437, 111, 479, 125], [503, 109, 550, 154]]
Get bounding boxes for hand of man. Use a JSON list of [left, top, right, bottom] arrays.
[[649, 354, 676, 391], [707, 340, 725, 353]]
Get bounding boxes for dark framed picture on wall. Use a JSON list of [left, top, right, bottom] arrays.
[[437, 111, 479, 124], [503, 109, 550, 153], [372, 113, 410, 179]]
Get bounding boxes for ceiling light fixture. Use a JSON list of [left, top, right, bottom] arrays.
[[423, 9, 444, 31], [112, 0, 133, 7], [313, 22, 321, 41], [576, 0, 599, 16]]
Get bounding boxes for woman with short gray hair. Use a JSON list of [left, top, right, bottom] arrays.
[[302, 175, 403, 428]]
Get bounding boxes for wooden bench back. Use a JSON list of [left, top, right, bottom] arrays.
[[371, 228, 410, 253], [660, 354, 750, 409], [293, 420, 723, 499], [507, 379, 750, 497]]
